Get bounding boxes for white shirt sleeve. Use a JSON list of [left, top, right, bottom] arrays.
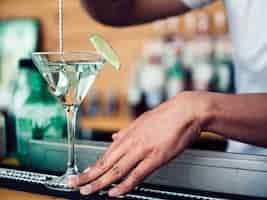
[[181, 0, 214, 9]]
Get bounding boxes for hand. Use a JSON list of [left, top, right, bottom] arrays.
[[81, 0, 189, 27], [68, 92, 208, 197], [81, 0, 134, 26]]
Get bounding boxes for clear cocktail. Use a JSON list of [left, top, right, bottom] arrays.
[[32, 51, 105, 191]]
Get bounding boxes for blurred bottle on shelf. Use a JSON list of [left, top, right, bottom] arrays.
[[195, 12, 214, 63], [213, 11, 234, 93], [128, 58, 147, 118], [106, 89, 120, 116], [142, 39, 165, 62], [162, 17, 184, 70], [0, 19, 39, 107], [166, 59, 185, 99], [192, 62, 214, 91], [13, 59, 66, 164], [128, 82, 146, 118], [140, 55, 166, 110], [0, 19, 40, 154], [191, 12, 215, 91], [163, 17, 185, 98], [85, 89, 102, 117], [181, 14, 198, 90], [0, 113, 6, 160]]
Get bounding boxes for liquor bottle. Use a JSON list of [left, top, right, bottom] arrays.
[[0, 20, 39, 154], [85, 89, 102, 117], [191, 62, 214, 91], [181, 14, 197, 69], [128, 82, 146, 118], [106, 89, 120, 116], [0, 19, 39, 105], [0, 113, 6, 160], [164, 17, 185, 98], [213, 11, 234, 93], [13, 59, 66, 164], [142, 39, 165, 63], [181, 14, 198, 90], [166, 58, 185, 99], [194, 12, 213, 62], [128, 59, 147, 118], [191, 12, 215, 91], [163, 17, 184, 70], [139, 55, 166, 110]]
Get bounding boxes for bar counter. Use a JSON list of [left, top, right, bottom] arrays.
[[0, 158, 64, 199], [0, 188, 64, 200]]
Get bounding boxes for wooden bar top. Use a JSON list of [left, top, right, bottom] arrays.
[[0, 188, 65, 200]]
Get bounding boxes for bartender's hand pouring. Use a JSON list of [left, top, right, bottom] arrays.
[[68, 92, 207, 197]]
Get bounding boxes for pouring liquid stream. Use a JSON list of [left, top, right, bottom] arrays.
[[59, 0, 64, 62]]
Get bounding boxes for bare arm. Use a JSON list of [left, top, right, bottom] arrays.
[[81, 0, 190, 26], [69, 91, 267, 196], [203, 92, 267, 147]]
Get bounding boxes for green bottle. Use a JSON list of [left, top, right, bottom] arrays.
[[14, 59, 66, 162], [166, 59, 185, 99]]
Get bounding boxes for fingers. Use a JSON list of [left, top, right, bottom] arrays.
[[69, 128, 134, 188], [69, 113, 153, 192], [75, 142, 128, 186], [112, 133, 119, 141], [79, 147, 146, 195], [68, 136, 128, 187], [109, 151, 162, 197]]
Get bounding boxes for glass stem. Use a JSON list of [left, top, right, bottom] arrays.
[[64, 105, 79, 171]]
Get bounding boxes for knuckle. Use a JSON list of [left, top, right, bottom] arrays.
[[84, 171, 92, 179], [150, 148, 164, 161], [138, 112, 149, 121], [129, 171, 141, 184], [132, 139, 145, 151], [116, 171, 144, 193], [91, 179, 104, 190], [134, 136, 149, 153], [151, 146, 162, 156], [78, 173, 89, 184], [143, 111, 150, 117], [139, 145, 148, 156], [131, 139, 139, 147], [96, 158, 108, 171], [111, 165, 123, 177], [138, 136, 146, 146], [120, 180, 135, 192]]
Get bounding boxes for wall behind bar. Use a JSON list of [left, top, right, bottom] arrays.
[[0, 0, 224, 96]]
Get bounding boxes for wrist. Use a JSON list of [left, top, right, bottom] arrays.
[[176, 91, 215, 131]]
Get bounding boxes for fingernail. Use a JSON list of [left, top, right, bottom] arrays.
[[83, 167, 91, 173], [109, 188, 120, 197], [80, 185, 92, 195], [67, 176, 78, 187]]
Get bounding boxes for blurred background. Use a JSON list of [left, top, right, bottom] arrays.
[[0, 0, 233, 164]]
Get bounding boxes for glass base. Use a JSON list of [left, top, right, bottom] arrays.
[[45, 167, 79, 192]]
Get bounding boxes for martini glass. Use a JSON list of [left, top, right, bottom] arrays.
[[32, 51, 105, 191]]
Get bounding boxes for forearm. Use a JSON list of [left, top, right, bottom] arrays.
[[81, 0, 190, 26], [193, 92, 267, 147]]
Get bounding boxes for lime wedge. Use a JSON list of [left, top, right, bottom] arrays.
[[90, 34, 121, 70]]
